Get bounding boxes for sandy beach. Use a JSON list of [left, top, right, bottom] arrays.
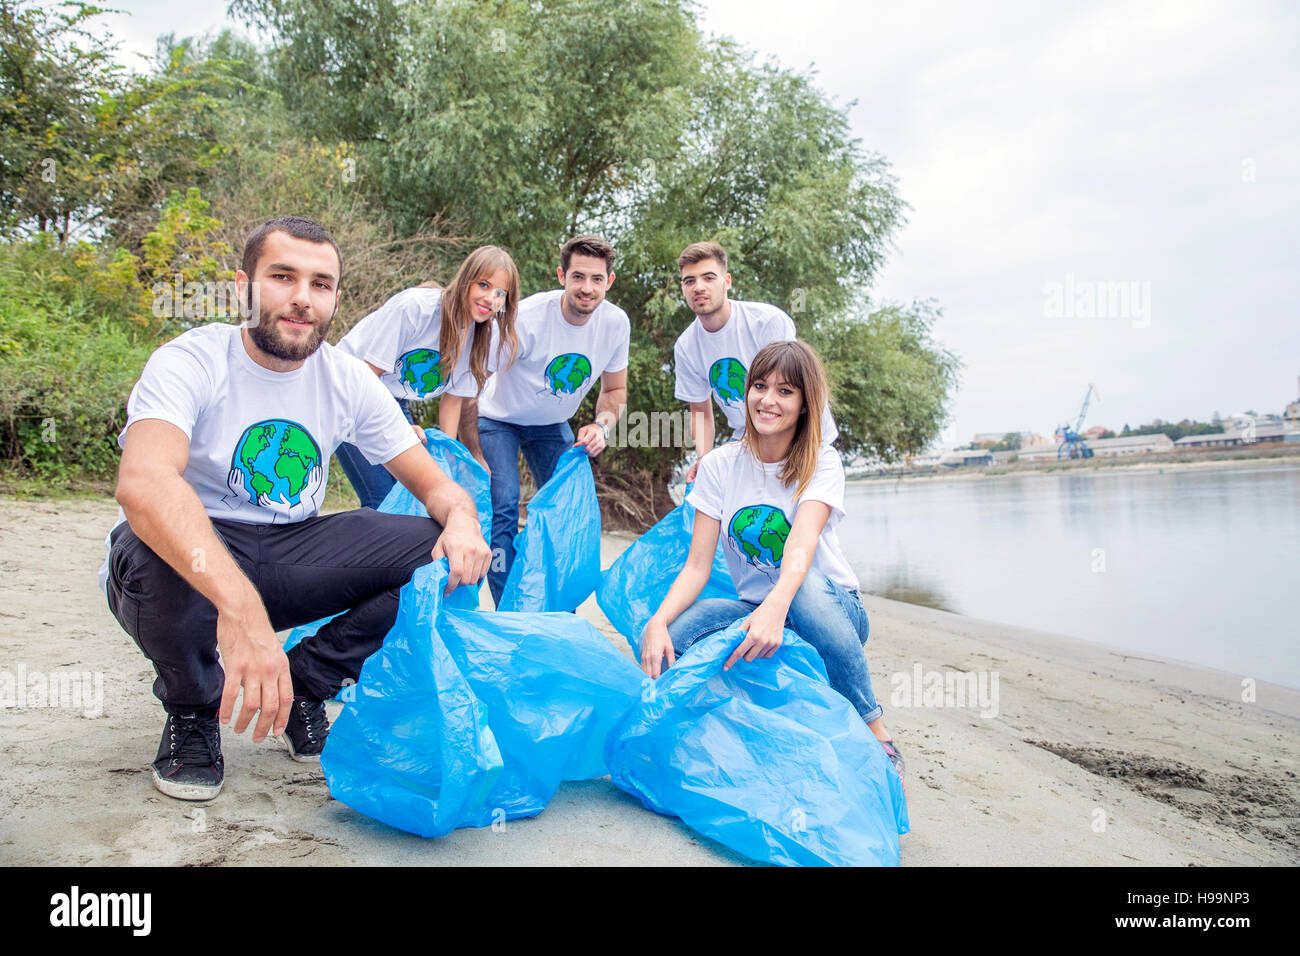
[[1, 496, 1296, 866]]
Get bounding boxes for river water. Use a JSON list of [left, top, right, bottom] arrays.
[[841, 462, 1300, 688]]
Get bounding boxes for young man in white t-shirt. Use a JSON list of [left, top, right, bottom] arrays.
[[673, 241, 837, 481], [469, 235, 629, 604], [104, 217, 491, 802]]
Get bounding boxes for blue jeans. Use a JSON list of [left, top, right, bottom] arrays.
[[667, 569, 884, 723], [336, 399, 414, 510], [478, 416, 574, 604]]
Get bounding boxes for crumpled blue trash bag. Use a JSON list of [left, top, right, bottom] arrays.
[[498, 446, 601, 613], [605, 621, 910, 867], [375, 427, 492, 545], [321, 563, 500, 837], [322, 561, 645, 836], [285, 428, 489, 659], [596, 483, 737, 660]]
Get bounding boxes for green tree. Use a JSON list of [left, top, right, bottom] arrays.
[[0, 0, 124, 238], [807, 302, 959, 462], [1, 2, 250, 242], [202, 0, 954, 525]]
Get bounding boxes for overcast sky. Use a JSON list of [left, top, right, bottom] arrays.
[[90, 0, 1300, 443]]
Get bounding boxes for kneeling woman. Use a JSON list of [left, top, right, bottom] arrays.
[[335, 245, 521, 508], [640, 340, 903, 782]]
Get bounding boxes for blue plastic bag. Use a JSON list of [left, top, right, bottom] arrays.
[[498, 447, 601, 613], [605, 621, 910, 867], [285, 429, 489, 657], [321, 563, 502, 837], [596, 483, 736, 659], [438, 603, 645, 807], [375, 427, 492, 544], [323, 561, 645, 836]]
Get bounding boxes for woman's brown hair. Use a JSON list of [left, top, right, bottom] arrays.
[[740, 340, 830, 500], [438, 245, 520, 392]]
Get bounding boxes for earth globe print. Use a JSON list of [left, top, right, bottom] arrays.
[[397, 347, 444, 396], [545, 353, 592, 394], [709, 357, 746, 405], [728, 504, 792, 567], [229, 420, 323, 507]]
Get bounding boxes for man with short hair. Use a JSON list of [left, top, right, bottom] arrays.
[[469, 234, 629, 604], [104, 216, 491, 801], [673, 241, 837, 480]]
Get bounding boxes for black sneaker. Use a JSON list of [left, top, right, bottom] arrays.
[[282, 696, 328, 762], [152, 710, 224, 801]]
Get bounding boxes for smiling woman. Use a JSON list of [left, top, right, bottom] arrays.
[[639, 339, 906, 787], [333, 245, 522, 508]]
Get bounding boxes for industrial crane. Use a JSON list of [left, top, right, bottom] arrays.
[[1055, 384, 1099, 459]]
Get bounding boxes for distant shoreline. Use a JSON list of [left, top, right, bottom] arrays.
[[848, 444, 1300, 485]]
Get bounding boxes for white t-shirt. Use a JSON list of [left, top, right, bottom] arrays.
[[337, 287, 478, 401], [118, 323, 418, 524], [673, 299, 838, 442], [477, 289, 630, 426], [687, 441, 859, 603], [98, 324, 419, 592]]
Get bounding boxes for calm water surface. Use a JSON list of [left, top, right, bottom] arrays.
[[841, 463, 1300, 688]]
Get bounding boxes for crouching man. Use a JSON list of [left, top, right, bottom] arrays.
[[102, 216, 491, 801]]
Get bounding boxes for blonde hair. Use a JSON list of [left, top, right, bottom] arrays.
[[439, 245, 520, 392], [740, 340, 829, 500]]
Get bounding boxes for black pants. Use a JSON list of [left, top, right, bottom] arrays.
[[105, 510, 442, 712]]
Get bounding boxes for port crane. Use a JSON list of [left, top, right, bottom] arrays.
[[1055, 384, 1099, 459]]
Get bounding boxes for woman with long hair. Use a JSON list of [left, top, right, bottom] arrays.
[[640, 339, 903, 784], [335, 245, 520, 508]]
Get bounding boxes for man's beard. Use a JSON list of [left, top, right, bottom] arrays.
[[245, 306, 332, 362], [565, 292, 599, 316]]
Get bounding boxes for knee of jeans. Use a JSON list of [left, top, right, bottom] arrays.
[[667, 599, 747, 653], [487, 469, 520, 507]]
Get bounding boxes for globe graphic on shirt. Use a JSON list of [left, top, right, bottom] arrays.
[[395, 347, 444, 397], [728, 504, 792, 568], [228, 420, 323, 509], [709, 357, 747, 405], [544, 352, 593, 395]]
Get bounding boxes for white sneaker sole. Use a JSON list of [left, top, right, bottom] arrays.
[[152, 767, 222, 801], [282, 735, 322, 763]]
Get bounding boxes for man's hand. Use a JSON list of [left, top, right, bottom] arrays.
[[385, 442, 490, 593], [640, 618, 676, 679], [574, 422, 608, 457], [431, 511, 492, 594], [685, 459, 700, 483], [215, 604, 293, 741], [723, 601, 786, 671], [411, 424, 427, 445]]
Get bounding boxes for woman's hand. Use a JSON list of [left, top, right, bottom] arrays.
[[640, 618, 676, 679], [724, 599, 787, 671]]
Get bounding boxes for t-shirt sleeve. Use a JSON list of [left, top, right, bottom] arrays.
[[604, 311, 630, 373], [119, 342, 211, 446], [339, 289, 428, 373], [797, 447, 847, 523], [349, 370, 422, 466], [765, 305, 797, 343], [674, 333, 710, 403], [685, 450, 725, 520]]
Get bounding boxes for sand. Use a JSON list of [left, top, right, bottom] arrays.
[[1, 496, 1296, 866]]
